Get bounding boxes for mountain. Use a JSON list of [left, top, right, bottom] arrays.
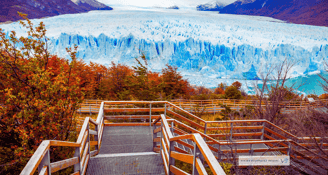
[[219, 0, 328, 27], [196, 1, 228, 11], [0, 0, 112, 23]]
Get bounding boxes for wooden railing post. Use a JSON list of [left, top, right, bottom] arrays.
[[87, 123, 91, 157], [89, 105, 92, 116], [249, 144, 254, 156], [94, 124, 99, 152], [149, 103, 152, 127], [38, 149, 51, 175], [74, 147, 81, 174], [204, 122, 207, 134], [287, 141, 291, 156], [153, 122, 157, 149], [164, 103, 167, 116], [192, 143, 200, 175], [168, 140, 175, 175], [230, 123, 233, 141], [261, 122, 265, 140]]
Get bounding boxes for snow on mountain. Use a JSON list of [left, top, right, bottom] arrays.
[[196, 1, 228, 11], [1, 7, 328, 92]]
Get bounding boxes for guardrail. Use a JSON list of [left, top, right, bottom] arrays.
[[20, 102, 105, 175]]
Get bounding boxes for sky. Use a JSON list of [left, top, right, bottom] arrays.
[[97, 0, 237, 8]]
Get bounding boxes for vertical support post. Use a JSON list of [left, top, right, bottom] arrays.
[[230, 123, 233, 141], [149, 103, 152, 127], [38, 149, 51, 175], [168, 140, 175, 175], [164, 103, 167, 116], [74, 147, 81, 174], [153, 121, 157, 151], [261, 122, 265, 140], [89, 105, 92, 116], [217, 144, 222, 161], [94, 124, 99, 152], [192, 143, 200, 175], [287, 141, 291, 156], [204, 122, 207, 135], [213, 100, 216, 115], [249, 144, 254, 156], [86, 123, 91, 158]]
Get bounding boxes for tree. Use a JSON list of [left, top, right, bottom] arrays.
[[161, 65, 190, 100], [224, 86, 242, 99], [0, 13, 84, 174]]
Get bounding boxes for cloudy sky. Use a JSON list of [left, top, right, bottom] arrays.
[[97, 0, 237, 8]]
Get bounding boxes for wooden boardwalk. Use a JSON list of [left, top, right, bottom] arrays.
[[20, 101, 327, 175]]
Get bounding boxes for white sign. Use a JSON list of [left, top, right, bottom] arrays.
[[238, 156, 290, 166]]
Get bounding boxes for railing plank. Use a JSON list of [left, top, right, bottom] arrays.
[[170, 165, 191, 175], [167, 102, 206, 123], [161, 149, 169, 175], [154, 137, 161, 142], [90, 150, 98, 157], [77, 118, 89, 144], [170, 151, 194, 164], [154, 127, 162, 134], [39, 166, 48, 175], [80, 130, 89, 158], [50, 141, 80, 147], [169, 134, 193, 142], [176, 140, 194, 150], [81, 154, 89, 175], [167, 110, 205, 130], [104, 108, 164, 112], [20, 140, 50, 175], [161, 114, 174, 139], [208, 132, 262, 138], [206, 126, 263, 131], [50, 157, 79, 173], [264, 127, 287, 140], [162, 138, 170, 165], [80, 142, 89, 169], [195, 158, 208, 175], [90, 141, 98, 146], [174, 146, 189, 154], [89, 129, 98, 136]]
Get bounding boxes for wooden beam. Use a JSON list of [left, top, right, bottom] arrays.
[[193, 134, 226, 175], [170, 165, 191, 175], [89, 129, 98, 136], [170, 151, 194, 164], [208, 132, 262, 138], [104, 108, 164, 112], [176, 140, 194, 150], [154, 137, 161, 143], [90, 141, 98, 146], [50, 157, 79, 173], [174, 146, 189, 154], [169, 134, 193, 142], [39, 166, 48, 175], [154, 127, 162, 134], [206, 126, 263, 131], [105, 123, 159, 126], [195, 158, 208, 175], [264, 127, 287, 140], [50, 141, 80, 147], [81, 154, 89, 175], [167, 110, 205, 130]]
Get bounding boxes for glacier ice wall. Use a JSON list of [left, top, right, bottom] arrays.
[[1, 8, 328, 89], [50, 33, 328, 81]]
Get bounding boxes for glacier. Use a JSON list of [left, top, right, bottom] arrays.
[[1, 7, 328, 94]]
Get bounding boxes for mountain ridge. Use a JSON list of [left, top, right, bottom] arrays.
[[0, 0, 112, 23], [219, 0, 328, 27]]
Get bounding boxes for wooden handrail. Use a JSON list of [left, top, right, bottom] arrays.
[[156, 114, 226, 175], [21, 102, 106, 175]]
